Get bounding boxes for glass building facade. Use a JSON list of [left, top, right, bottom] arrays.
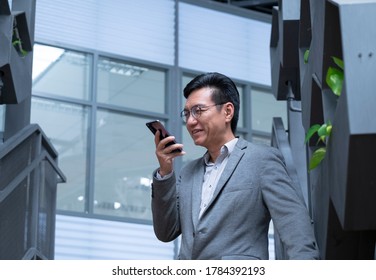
[[31, 43, 286, 224], [1, 0, 288, 259]]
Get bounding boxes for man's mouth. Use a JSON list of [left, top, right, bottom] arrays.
[[191, 129, 202, 136]]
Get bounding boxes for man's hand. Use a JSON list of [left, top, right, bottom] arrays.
[[154, 130, 185, 176]]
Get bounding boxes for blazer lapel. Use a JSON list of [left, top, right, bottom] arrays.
[[203, 138, 247, 215], [191, 158, 205, 229]]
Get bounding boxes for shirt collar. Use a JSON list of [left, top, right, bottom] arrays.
[[203, 138, 239, 165]]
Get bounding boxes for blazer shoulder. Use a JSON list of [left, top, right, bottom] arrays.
[[237, 138, 284, 162], [236, 137, 269, 153]]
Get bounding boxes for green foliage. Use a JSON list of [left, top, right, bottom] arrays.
[[12, 39, 28, 57], [309, 147, 327, 171], [326, 56, 344, 96], [304, 124, 320, 144], [317, 121, 332, 143], [332, 56, 344, 70], [305, 121, 332, 171], [305, 56, 343, 171], [305, 122, 332, 145], [304, 49, 310, 64], [12, 25, 28, 58]]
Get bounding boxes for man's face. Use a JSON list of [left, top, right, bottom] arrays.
[[184, 87, 228, 150]]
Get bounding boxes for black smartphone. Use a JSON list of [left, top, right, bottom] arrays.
[[146, 120, 182, 153]]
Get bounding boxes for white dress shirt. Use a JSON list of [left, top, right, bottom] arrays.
[[155, 138, 239, 218], [199, 138, 238, 218]]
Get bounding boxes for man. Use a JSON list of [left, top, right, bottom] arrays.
[[151, 72, 319, 260]]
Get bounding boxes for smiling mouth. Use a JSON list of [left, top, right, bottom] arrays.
[[191, 129, 202, 136]]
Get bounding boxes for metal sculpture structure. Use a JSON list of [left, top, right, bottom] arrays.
[[270, 0, 376, 259], [0, 0, 65, 260]]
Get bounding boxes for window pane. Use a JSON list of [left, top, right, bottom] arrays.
[[32, 44, 92, 100], [251, 88, 287, 133], [31, 98, 89, 212], [94, 111, 158, 221], [237, 86, 244, 128], [182, 74, 194, 89], [252, 133, 271, 146], [97, 57, 165, 113]]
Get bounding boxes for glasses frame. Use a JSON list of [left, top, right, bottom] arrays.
[[180, 103, 225, 123]]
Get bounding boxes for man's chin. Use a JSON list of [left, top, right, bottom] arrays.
[[193, 139, 201, 146], [193, 137, 203, 146]]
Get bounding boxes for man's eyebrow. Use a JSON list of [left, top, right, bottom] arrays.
[[184, 103, 206, 110]]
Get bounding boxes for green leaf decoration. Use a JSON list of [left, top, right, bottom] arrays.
[[309, 147, 326, 171], [12, 39, 28, 57], [317, 124, 328, 137], [332, 56, 344, 70], [317, 135, 325, 144], [12, 39, 21, 46], [305, 124, 320, 144], [326, 124, 332, 135], [326, 66, 343, 96], [316, 122, 332, 144], [318, 123, 332, 137], [304, 49, 310, 64], [20, 49, 28, 57]]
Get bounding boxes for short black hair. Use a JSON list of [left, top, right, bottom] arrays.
[[183, 72, 240, 133]]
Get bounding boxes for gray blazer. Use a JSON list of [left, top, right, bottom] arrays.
[[152, 137, 319, 260]]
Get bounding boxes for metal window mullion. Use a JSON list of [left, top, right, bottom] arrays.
[[86, 52, 99, 215], [243, 84, 252, 141]]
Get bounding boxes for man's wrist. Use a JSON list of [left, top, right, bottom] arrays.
[[155, 169, 173, 180]]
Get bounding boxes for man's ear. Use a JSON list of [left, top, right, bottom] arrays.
[[224, 103, 234, 120]]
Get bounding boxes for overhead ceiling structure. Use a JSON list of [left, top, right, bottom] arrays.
[[212, 0, 279, 15]]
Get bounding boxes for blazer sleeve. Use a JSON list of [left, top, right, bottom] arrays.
[[260, 148, 320, 260], [151, 169, 181, 242]]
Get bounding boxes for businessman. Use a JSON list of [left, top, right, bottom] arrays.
[[151, 72, 319, 260]]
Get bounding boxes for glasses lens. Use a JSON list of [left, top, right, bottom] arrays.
[[191, 105, 200, 119], [181, 110, 188, 122], [182, 104, 217, 122]]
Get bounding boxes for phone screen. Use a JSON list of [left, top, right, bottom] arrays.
[[146, 120, 182, 153]]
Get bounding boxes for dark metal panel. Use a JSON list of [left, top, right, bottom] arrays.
[[270, 1, 301, 100], [0, 124, 65, 259], [1, 0, 36, 140]]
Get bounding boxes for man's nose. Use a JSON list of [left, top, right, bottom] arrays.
[[186, 113, 197, 125]]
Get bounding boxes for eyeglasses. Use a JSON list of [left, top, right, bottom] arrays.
[[180, 103, 224, 123]]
